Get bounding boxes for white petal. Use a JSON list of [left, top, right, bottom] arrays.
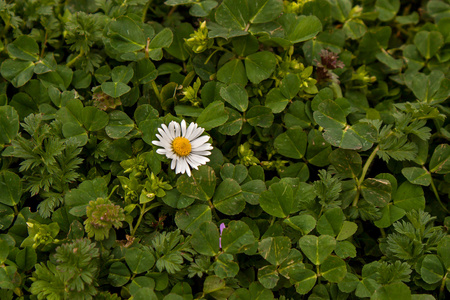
[[174, 121, 181, 138], [191, 150, 211, 156], [185, 164, 191, 176], [187, 156, 200, 169], [181, 120, 187, 137], [156, 149, 167, 155], [192, 143, 213, 151], [159, 127, 173, 143], [161, 124, 173, 140], [190, 154, 210, 165], [185, 122, 196, 140], [191, 135, 210, 148], [171, 157, 177, 170], [168, 122, 177, 139], [189, 126, 204, 141]]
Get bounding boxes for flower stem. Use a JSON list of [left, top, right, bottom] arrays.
[[131, 203, 146, 236], [425, 166, 450, 214], [352, 145, 379, 207], [151, 81, 163, 103], [66, 49, 84, 67]]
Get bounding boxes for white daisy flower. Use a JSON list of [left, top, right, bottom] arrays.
[[152, 120, 213, 176]]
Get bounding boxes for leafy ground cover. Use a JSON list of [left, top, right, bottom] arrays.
[[1, 0, 450, 299]]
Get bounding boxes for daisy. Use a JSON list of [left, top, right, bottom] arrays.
[[152, 120, 213, 176]]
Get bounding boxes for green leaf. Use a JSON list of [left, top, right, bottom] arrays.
[[7, 36, 39, 61], [177, 165, 216, 201], [166, 23, 194, 61], [220, 163, 248, 184], [196, 101, 229, 130], [278, 13, 322, 44], [106, 16, 146, 53], [62, 122, 88, 146], [438, 236, 450, 269], [81, 106, 109, 131], [283, 215, 316, 235], [408, 70, 444, 103], [371, 282, 412, 300], [317, 207, 345, 237], [336, 221, 358, 241], [274, 128, 307, 159], [374, 204, 405, 228], [0, 106, 19, 146], [134, 288, 158, 300], [246, 106, 274, 128], [0, 239, 9, 264], [1, 59, 35, 87], [241, 180, 266, 205], [217, 59, 248, 86], [429, 144, 450, 174], [401, 167, 432, 186], [190, 1, 219, 17], [213, 178, 245, 215], [101, 82, 131, 98], [258, 264, 279, 289], [335, 241, 357, 259], [105, 111, 134, 139], [298, 235, 336, 265], [421, 255, 445, 284], [218, 108, 243, 135], [245, 51, 277, 84], [393, 182, 425, 211], [329, 149, 362, 179], [148, 28, 174, 60], [191, 221, 219, 256], [221, 220, 255, 254], [215, 0, 249, 30], [16, 247, 37, 271], [125, 247, 155, 274], [9, 92, 38, 120], [108, 262, 131, 287], [0, 171, 22, 206], [259, 180, 295, 218], [265, 88, 289, 114], [414, 31, 444, 59], [111, 66, 134, 84], [313, 100, 346, 129], [280, 74, 301, 99], [106, 139, 132, 161], [0, 203, 14, 230], [135, 59, 158, 84], [175, 204, 212, 234], [214, 253, 239, 278], [321, 255, 347, 283], [361, 178, 391, 207], [258, 236, 291, 266], [343, 18, 367, 39], [220, 83, 248, 112], [291, 269, 317, 294], [376, 0, 400, 21]]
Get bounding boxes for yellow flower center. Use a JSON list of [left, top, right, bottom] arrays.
[[172, 137, 192, 156]]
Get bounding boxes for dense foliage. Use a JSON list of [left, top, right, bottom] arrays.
[[1, 0, 450, 299]]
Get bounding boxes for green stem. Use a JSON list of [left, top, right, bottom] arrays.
[[66, 49, 84, 67], [380, 228, 386, 238], [425, 166, 450, 214], [151, 81, 163, 103], [439, 272, 448, 300], [131, 203, 147, 236], [352, 145, 379, 207], [142, 0, 153, 23]]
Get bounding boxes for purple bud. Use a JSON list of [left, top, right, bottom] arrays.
[[219, 223, 226, 249]]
